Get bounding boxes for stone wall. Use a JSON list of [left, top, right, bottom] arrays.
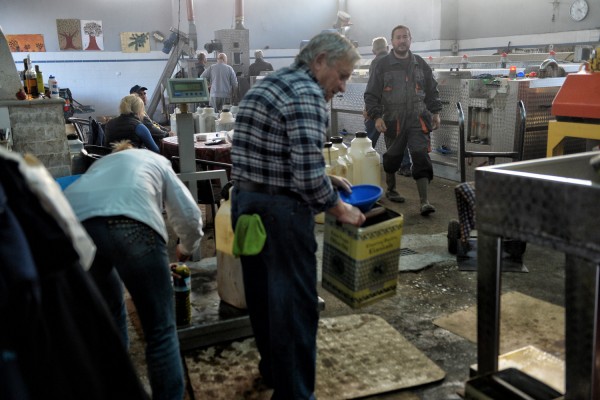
[[1, 98, 71, 177]]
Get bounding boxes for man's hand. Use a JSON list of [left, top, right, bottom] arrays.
[[375, 117, 387, 133], [432, 114, 441, 130], [329, 175, 352, 194], [327, 199, 365, 227], [175, 243, 191, 262]]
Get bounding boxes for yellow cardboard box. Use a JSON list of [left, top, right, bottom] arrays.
[[322, 207, 403, 308]]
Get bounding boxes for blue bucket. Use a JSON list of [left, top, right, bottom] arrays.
[[55, 174, 82, 190], [339, 184, 383, 212]]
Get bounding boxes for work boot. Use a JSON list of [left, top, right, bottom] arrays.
[[385, 172, 405, 203], [386, 190, 405, 203], [420, 203, 436, 216], [397, 166, 412, 177], [416, 177, 435, 216]]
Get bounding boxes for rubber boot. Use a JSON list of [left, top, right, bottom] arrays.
[[385, 172, 405, 203], [416, 177, 435, 216]]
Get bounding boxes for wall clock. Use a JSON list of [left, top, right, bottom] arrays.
[[570, 0, 589, 22]]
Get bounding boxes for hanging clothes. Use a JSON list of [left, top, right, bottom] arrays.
[[0, 148, 149, 400]]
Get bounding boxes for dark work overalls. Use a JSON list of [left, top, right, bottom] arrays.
[[379, 56, 434, 186]]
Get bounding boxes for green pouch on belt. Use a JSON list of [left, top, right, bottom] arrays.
[[233, 214, 267, 257]]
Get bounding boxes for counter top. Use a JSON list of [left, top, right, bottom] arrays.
[[0, 97, 65, 107]]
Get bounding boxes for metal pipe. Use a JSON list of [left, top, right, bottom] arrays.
[[186, 0, 197, 52], [235, 0, 245, 29]]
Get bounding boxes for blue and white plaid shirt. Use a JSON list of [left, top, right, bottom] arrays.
[[231, 63, 339, 213]]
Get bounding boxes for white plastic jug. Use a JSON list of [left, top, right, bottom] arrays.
[[330, 136, 348, 179], [316, 142, 338, 224], [193, 107, 202, 133], [216, 109, 235, 132], [170, 113, 177, 134], [348, 131, 381, 186], [215, 187, 247, 309], [201, 107, 217, 133]]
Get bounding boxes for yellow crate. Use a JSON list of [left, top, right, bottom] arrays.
[[322, 208, 403, 308]]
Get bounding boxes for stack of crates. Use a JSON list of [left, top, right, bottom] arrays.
[[322, 207, 403, 308]]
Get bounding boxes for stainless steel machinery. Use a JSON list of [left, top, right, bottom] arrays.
[[432, 72, 576, 181], [331, 64, 584, 182]]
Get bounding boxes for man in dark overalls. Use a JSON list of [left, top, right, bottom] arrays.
[[364, 25, 442, 215]]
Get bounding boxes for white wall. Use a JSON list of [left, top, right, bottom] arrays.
[[2, 0, 599, 119], [3, 0, 598, 52]]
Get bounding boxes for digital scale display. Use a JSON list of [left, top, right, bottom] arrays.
[[166, 78, 209, 103]]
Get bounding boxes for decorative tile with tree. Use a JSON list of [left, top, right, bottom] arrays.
[[81, 20, 104, 51], [6, 34, 46, 52], [120, 32, 150, 53], [57, 19, 82, 51]]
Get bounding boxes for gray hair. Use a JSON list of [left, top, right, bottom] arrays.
[[295, 32, 360, 68], [254, 50, 264, 59], [372, 37, 388, 53]]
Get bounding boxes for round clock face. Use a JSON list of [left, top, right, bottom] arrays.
[[570, 0, 589, 21]]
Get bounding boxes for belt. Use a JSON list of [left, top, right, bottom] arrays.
[[237, 181, 300, 199]]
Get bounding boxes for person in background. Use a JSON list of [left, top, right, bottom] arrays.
[[200, 52, 238, 112], [364, 37, 388, 148], [248, 49, 274, 77], [364, 25, 442, 215], [104, 94, 160, 153], [195, 52, 208, 77], [129, 85, 174, 147], [231, 32, 365, 399], [64, 141, 203, 400], [363, 38, 412, 181]]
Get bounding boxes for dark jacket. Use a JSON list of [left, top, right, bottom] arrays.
[[364, 50, 442, 122], [104, 113, 144, 148], [248, 59, 274, 77]]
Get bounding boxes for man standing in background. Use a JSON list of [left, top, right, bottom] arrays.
[[364, 37, 412, 185], [364, 25, 442, 215], [364, 37, 388, 148], [195, 52, 208, 77], [201, 53, 238, 112], [248, 50, 274, 77]]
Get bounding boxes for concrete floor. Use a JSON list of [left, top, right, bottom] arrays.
[[323, 173, 566, 399], [163, 172, 567, 399]]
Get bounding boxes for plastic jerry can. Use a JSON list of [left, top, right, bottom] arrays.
[[348, 131, 381, 186], [315, 142, 337, 224], [201, 107, 217, 133], [215, 186, 247, 309]]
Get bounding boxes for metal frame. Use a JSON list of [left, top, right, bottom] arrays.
[[475, 152, 600, 399]]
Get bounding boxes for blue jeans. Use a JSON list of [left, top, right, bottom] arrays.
[[231, 187, 318, 400], [82, 217, 184, 400]]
